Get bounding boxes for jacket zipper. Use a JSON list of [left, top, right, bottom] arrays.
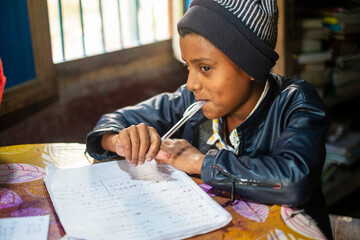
[[213, 165, 281, 201], [213, 165, 282, 188]]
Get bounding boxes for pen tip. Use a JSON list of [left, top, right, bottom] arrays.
[[197, 101, 206, 107]]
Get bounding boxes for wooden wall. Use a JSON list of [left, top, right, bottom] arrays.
[[0, 41, 188, 146]]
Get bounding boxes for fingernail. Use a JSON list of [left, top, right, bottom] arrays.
[[146, 156, 152, 162]]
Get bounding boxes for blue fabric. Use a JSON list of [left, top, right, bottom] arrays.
[[0, 0, 36, 89]]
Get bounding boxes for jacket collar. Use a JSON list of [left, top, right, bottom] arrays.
[[235, 74, 278, 134]]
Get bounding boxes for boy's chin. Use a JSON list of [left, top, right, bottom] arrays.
[[203, 112, 221, 120], [201, 104, 223, 120]]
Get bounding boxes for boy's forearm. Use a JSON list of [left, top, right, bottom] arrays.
[[101, 132, 118, 153]]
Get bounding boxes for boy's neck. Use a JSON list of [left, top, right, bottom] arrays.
[[225, 81, 266, 133]]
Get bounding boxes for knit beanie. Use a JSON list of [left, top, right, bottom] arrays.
[[177, 0, 279, 82]]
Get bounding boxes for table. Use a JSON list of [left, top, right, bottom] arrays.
[[0, 143, 326, 239]]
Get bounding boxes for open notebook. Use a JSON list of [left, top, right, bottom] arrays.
[[44, 160, 232, 240]]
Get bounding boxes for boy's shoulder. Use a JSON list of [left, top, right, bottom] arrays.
[[271, 73, 308, 89], [270, 73, 325, 106]]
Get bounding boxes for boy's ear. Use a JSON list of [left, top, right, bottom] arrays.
[[250, 77, 255, 81]]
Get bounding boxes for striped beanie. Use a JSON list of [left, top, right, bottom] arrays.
[[177, 0, 279, 82]]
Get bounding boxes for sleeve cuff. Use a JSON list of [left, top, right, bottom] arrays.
[[86, 131, 119, 161], [200, 149, 219, 185]]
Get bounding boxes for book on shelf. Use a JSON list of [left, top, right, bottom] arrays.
[[293, 4, 360, 100], [293, 62, 330, 97], [333, 80, 360, 97], [326, 150, 360, 166], [296, 17, 324, 29], [294, 62, 327, 72], [331, 38, 360, 57], [325, 131, 360, 166], [323, 23, 360, 34], [293, 39, 323, 53], [321, 5, 360, 34], [331, 54, 360, 96], [332, 32, 360, 41], [322, 14, 360, 25], [294, 17, 330, 40], [332, 68, 360, 87], [292, 16, 332, 89], [335, 54, 360, 69], [326, 131, 360, 156], [294, 49, 332, 64], [320, 5, 360, 17], [297, 68, 330, 87], [300, 28, 330, 40]]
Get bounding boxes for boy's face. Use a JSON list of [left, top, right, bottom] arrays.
[[180, 34, 261, 121]]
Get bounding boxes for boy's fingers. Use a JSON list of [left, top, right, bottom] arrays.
[[114, 138, 125, 156], [146, 128, 161, 162], [128, 125, 140, 166], [137, 124, 150, 165], [118, 130, 132, 163], [155, 150, 171, 161], [118, 124, 161, 166]]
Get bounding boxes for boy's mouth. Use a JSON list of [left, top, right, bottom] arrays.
[[197, 99, 209, 109]]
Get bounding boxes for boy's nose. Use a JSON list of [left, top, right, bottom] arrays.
[[186, 72, 201, 93]]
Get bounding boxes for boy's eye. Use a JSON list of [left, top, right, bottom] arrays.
[[201, 66, 211, 72]]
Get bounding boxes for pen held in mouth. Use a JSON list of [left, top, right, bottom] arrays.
[[161, 101, 205, 141]]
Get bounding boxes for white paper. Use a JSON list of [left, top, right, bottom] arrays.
[[41, 143, 94, 168], [0, 215, 50, 240], [44, 160, 232, 240]]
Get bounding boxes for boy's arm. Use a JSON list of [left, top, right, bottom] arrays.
[[201, 98, 330, 207], [86, 84, 195, 160], [101, 132, 118, 153]]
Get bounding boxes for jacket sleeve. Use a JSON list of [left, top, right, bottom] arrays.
[[86, 84, 195, 160], [201, 86, 330, 207]]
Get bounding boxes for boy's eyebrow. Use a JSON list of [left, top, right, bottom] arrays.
[[190, 58, 211, 63], [181, 57, 212, 63], [180, 57, 211, 64]]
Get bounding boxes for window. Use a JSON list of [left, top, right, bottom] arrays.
[[0, 0, 56, 116], [0, 0, 178, 117], [47, 0, 171, 63]]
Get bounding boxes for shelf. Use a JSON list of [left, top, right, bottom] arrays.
[[323, 164, 360, 206]]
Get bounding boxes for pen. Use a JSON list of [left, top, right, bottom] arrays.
[[161, 101, 206, 141]]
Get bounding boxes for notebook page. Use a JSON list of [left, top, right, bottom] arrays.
[[44, 160, 232, 240], [0, 215, 50, 240]]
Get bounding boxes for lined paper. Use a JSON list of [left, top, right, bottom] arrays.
[[44, 160, 231, 240], [0, 215, 50, 240]]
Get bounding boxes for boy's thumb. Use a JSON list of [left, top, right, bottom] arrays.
[[155, 150, 170, 160]]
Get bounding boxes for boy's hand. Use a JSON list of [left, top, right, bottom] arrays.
[[101, 123, 170, 166], [156, 139, 205, 175]]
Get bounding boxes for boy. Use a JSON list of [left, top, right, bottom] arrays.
[[87, 0, 332, 238]]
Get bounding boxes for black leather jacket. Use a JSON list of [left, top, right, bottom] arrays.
[[86, 73, 332, 239]]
